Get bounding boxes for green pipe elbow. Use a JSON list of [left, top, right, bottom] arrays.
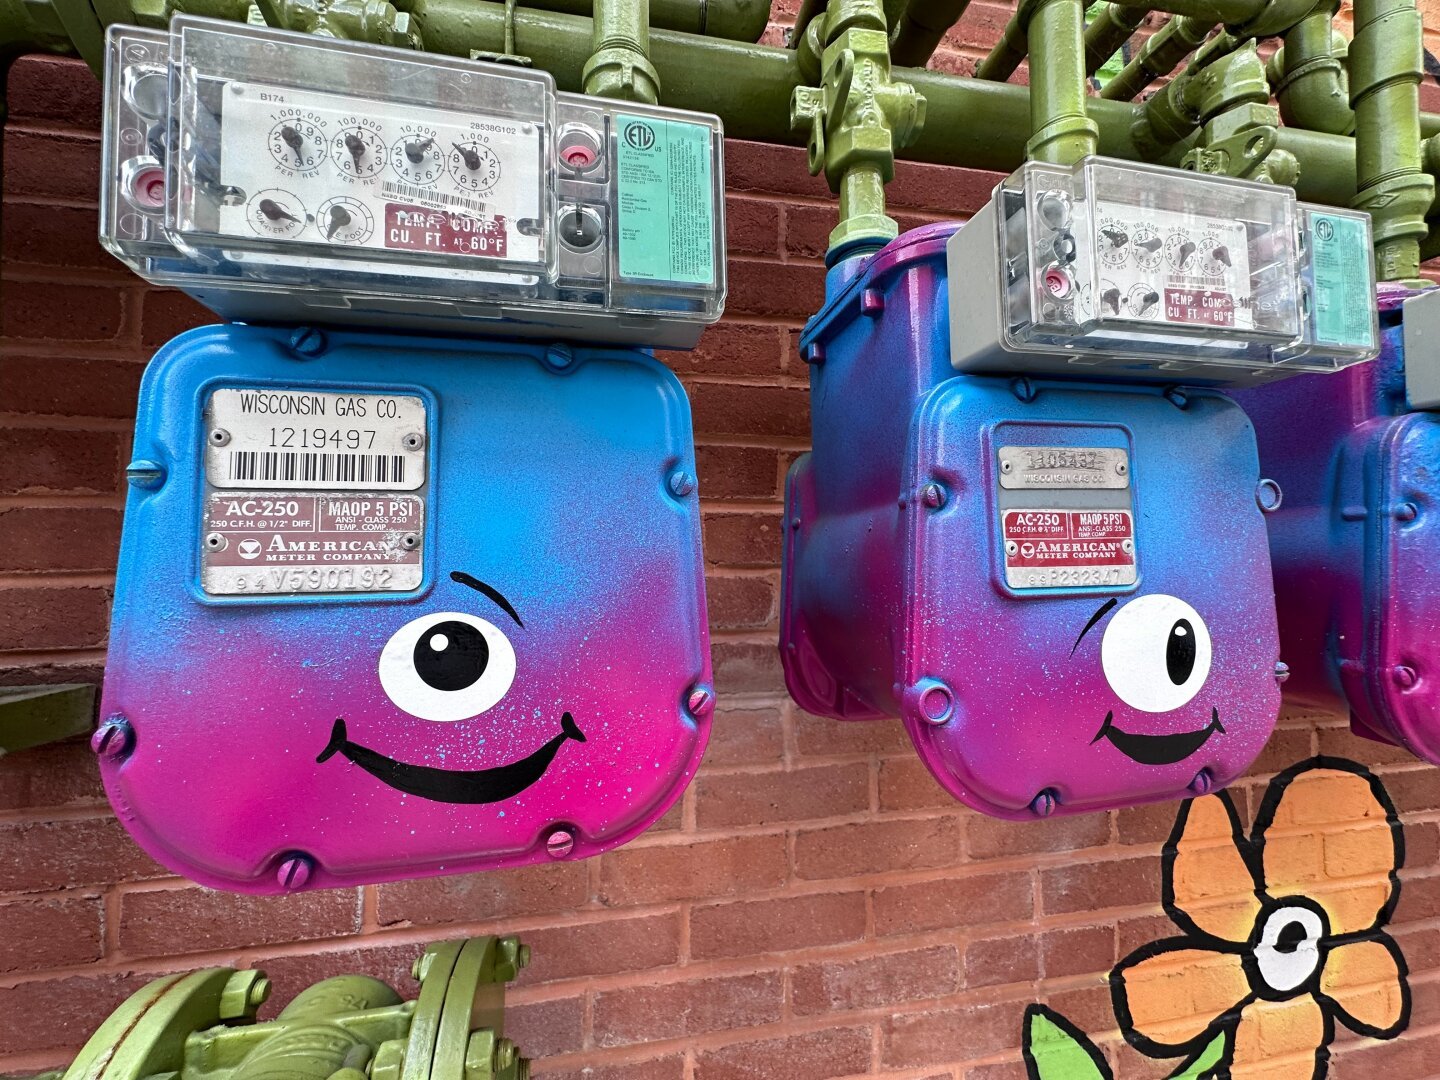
[[1084, 2, 1147, 75], [1100, 14, 1211, 101], [1271, 12, 1354, 134]]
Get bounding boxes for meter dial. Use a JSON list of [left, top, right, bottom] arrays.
[[390, 128, 444, 186], [1164, 231, 1199, 273], [447, 139, 502, 193], [268, 116, 326, 173], [332, 126, 387, 180], [246, 188, 307, 238], [1098, 280, 1124, 317], [1126, 283, 1162, 319], [318, 196, 374, 244], [1098, 217, 1131, 268], [1131, 225, 1163, 270], [1200, 233, 1231, 278]]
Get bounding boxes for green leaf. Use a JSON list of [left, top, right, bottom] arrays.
[[1165, 1030, 1228, 1080], [1023, 1006, 1111, 1080]]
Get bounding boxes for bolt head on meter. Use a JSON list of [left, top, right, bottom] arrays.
[[947, 157, 1379, 385], [99, 19, 726, 348], [99, 324, 711, 891]]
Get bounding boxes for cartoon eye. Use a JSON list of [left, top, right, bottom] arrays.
[[1100, 594, 1212, 713], [378, 611, 516, 722]]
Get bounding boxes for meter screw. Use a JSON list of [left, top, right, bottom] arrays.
[[91, 716, 134, 761], [1189, 769, 1214, 796], [861, 288, 886, 317], [802, 342, 826, 365], [921, 482, 946, 510], [210, 428, 231, 447], [1393, 665, 1419, 690], [1274, 661, 1290, 684], [1256, 479, 1283, 513], [669, 470, 696, 497], [205, 532, 228, 552], [258, 198, 300, 224], [405, 137, 434, 163], [1011, 376, 1038, 403], [686, 685, 714, 718], [1163, 387, 1190, 410], [402, 432, 425, 451], [126, 459, 166, 489], [1394, 501, 1419, 522], [275, 853, 315, 891], [451, 142, 482, 171], [399, 533, 420, 550], [325, 204, 352, 241], [1029, 789, 1058, 818], [545, 828, 576, 859], [544, 345, 574, 372], [289, 327, 328, 358]]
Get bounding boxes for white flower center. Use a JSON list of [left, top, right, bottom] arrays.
[[1254, 905, 1324, 994]]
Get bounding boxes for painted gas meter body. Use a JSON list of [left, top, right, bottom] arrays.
[[99, 324, 711, 891], [1235, 284, 1440, 763], [784, 222, 1294, 819]]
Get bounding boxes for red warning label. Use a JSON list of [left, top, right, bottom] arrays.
[[1003, 509, 1136, 588], [384, 204, 508, 259], [1163, 288, 1235, 327]]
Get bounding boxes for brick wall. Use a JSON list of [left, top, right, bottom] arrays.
[[6, 5, 1440, 1079]]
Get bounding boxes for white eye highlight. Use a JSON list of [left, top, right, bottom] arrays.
[[378, 611, 517, 722], [1100, 594, 1212, 713]]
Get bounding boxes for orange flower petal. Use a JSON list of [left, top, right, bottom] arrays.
[[1255, 763, 1400, 935], [1166, 793, 1262, 944], [1113, 942, 1249, 1053], [1230, 994, 1328, 1077], [1320, 936, 1410, 1038]]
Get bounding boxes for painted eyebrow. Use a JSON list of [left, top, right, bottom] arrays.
[[1070, 598, 1118, 656], [450, 571, 524, 628]]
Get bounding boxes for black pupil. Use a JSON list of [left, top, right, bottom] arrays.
[[414, 620, 488, 691], [1276, 920, 1308, 954], [1166, 618, 1197, 685]]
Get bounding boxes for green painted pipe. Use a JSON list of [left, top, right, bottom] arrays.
[[1027, 0, 1098, 163], [1100, 14, 1211, 100], [1268, 10, 1352, 134], [519, 0, 769, 40], [1106, 0, 1258, 22], [889, 0, 971, 67], [1083, 2, 1145, 75], [584, 0, 659, 101]]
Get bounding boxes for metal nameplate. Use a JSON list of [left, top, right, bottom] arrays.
[[205, 388, 426, 491], [997, 445, 1130, 490], [1001, 508, 1137, 589]]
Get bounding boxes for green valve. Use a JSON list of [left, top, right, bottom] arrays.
[[47, 938, 530, 1080]]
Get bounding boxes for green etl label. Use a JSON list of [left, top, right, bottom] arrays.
[[615, 115, 715, 286], [1309, 211, 1376, 349]]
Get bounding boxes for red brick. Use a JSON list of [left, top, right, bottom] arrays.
[[0, 893, 104, 974], [541, 1059, 685, 1080], [592, 971, 783, 1046], [793, 710, 912, 756], [2, 203, 120, 273], [2, 129, 102, 202], [0, 429, 122, 497], [597, 834, 787, 905], [505, 995, 585, 1058], [873, 870, 1034, 936], [0, 817, 165, 896], [1380, 767, 1440, 815], [704, 510, 785, 567], [248, 942, 421, 1017], [783, 204, 838, 261], [727, 257, 827, 320], [791, 944, 960, 1014], [690, 382, 810, 440], [725, 195, 782, 257], [879, 756, 952, 812], [695, 761, 869, 829], [139, 289, 213, 348], [6, 55, 104, 129], [702, 703, 784, 767], [695, 443, 782, 500], [0, 970, 154, 1055], [965, 932, 1039, 988], [658, 322, 787, 377], [707, 574, 777, 630], [1041, 924, 1115, 980], [1039, 855, 1162, 916], [1, 281, 126, 342], [1115, 801, 1178, 846], [694, 1026, 872, 1080], [0, 508, 121, 571], [794, 816, 963, 879], [374, 861, 587, 926], [0, 737, 107, 812], [0, 658, 104, 687], [966, 811, 1111, 860], [881, 999, 1024, 1067], [515, 913, 681, 984], [724, 140, 831, 200], [0, 586, 110, 651], [0, 355, 145, 420], [689, 890, 866, 960], [885, 160, 997, 216], [1043, 984, 1117, 1045], [119, 884, 360, 957], [1247, 726, 1316, 776], [710, 640, 785, 694], [944, 2, 1017, 53]]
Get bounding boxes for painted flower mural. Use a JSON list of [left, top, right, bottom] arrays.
[[1023, 758, 1411, 1080]]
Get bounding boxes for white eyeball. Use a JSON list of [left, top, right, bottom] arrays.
[[378, 612, 516, 722], [1100, 594, 1212, 714]]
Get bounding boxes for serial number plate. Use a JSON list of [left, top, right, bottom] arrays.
[[1002, 508, 1137, 589], [998, 445, 1130, 490], [201, 492, 423, 595], [205, 388, 426, 491]]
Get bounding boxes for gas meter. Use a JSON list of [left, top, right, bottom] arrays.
[[95, 20, 721, 891], [783, 161, 1380, 819], [1235, 283, 1440, 765]]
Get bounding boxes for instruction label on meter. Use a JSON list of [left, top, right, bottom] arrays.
[[615, 114, 715, 285], [1307, 210, 1376, 349], [202, 492, 423, 595]]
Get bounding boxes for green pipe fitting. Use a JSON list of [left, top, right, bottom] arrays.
[[1130, 39, 1266, 157], [1350, 0, 1432, 279], [790, 0, 925, 254], [1269, 9, 1353, 134], [255, 0, 422, 47], [1100, 14, 1211, 100], [511, 0, 769, 40], [1083, 2, 1146, 76], [1026, 0, 1098, 163], [583, 0, 659, 101], [1106, 0, 1258, 23], [790, 0, 824, 47], [889, 0, 971, 68]]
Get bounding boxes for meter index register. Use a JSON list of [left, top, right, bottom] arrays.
[[101, 18, 725, 347]]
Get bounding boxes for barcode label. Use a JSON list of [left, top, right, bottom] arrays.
[[229, 451, 406, 486], [381, 182, 489, 216]]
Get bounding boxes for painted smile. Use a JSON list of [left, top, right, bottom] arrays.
[[1092, 707, 1224, 766], [317, 712, 586, 803]]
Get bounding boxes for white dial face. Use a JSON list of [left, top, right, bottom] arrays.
[[246, 188, 307, 238], [447, 139, 503, 192], [332, 125, 387, 179], [268, 115, 326, 173], [318, 196, 375, 244], [390, 127, 444, 186]]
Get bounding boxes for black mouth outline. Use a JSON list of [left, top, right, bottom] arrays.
[[317, 713, 585, 803], [1091, 707, 1224, 765]]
